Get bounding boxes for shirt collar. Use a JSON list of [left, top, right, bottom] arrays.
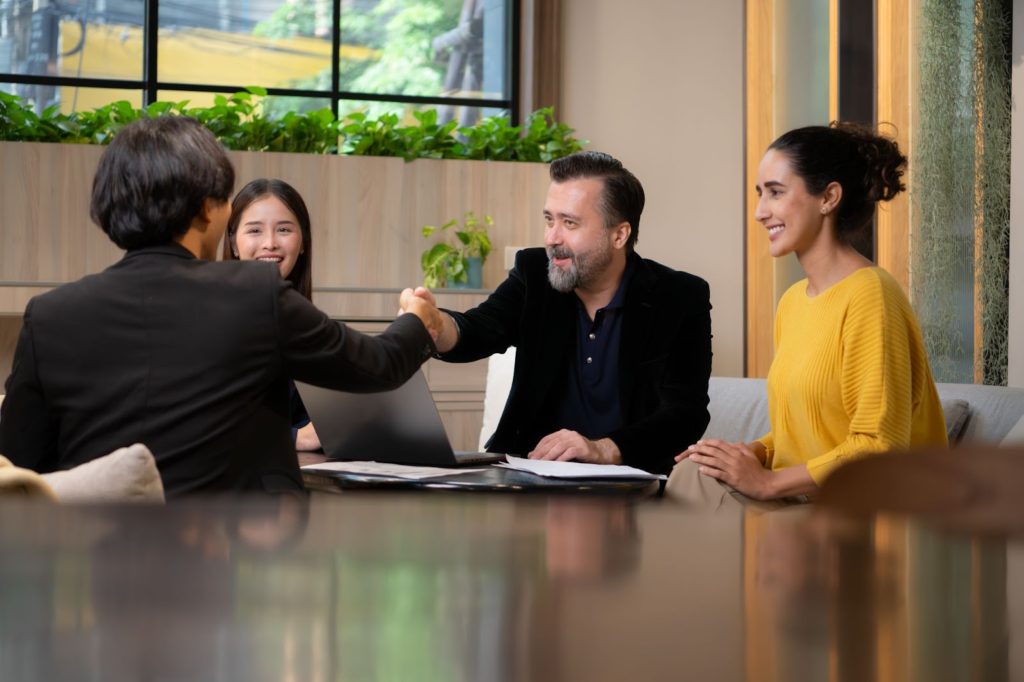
[[602, 253, 636, 312], [122, 242, 197, 261]]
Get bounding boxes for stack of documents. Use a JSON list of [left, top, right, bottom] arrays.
[[497, 456, 667, 480], [301, 461, 487, 480]]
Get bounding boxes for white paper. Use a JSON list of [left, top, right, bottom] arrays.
[[497, 455, 666, 480], [301, 460, 488, 480]]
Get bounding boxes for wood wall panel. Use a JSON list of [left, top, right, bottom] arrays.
[[229, 150, 551, 291], [745, 0, 776, 378], [876, 0, 913, 293], [0, 142, 119, 283], [0, 316, 21, 390], [0, 143, 551, 293]]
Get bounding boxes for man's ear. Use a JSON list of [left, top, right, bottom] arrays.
[[195, 198, 221, 231], [612, 222, 631, 249]]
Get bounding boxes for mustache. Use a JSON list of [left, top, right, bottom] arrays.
[[547, 246, 574, 260]]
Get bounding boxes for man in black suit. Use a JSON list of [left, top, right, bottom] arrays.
[[409, 151, 712, 475], [0, 116, 442, 495]]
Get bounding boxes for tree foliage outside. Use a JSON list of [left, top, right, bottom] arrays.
[[255, 0, 464, 121]]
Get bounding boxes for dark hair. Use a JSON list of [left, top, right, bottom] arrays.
[[223, 179, 313, 301], [90, 116, 235, 250], [768, 122, 906, 243], [549, 151, 645, 252]]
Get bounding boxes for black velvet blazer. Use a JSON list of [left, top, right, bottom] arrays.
[[442, 248, 712, 474]]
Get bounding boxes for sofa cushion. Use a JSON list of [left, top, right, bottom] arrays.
[[41, 443, 165, 503], [935, 383, 1024, 444], [940, 398, 971, 444], [1000, 412, 1024, 446], [704, 377, 770, 444]]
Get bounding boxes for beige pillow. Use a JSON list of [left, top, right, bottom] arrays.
[[0, 455, 57, 500], [42, 443, 165, 503]]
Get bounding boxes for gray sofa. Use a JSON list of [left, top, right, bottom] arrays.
[[705, 377, 1024, 446]]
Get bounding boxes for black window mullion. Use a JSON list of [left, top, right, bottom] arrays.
[[331, 0, 342, 116], [143, 0, 159, 106], [509, 0, 521, 126]]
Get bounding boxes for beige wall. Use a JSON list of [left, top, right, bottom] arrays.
[[1009, 0, 1024, 387], [560, 0, 746, 376]]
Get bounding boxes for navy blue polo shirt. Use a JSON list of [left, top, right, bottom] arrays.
[[551, 257, 635, 440]]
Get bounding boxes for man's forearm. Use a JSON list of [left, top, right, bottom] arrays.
[[434, 312, 461, 353]]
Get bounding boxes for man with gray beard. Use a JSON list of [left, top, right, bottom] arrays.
[[408, 151, 712, 474]]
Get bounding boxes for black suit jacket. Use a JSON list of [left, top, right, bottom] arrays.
[[0, 244, 434, 495], [442, 248, 712, 474]]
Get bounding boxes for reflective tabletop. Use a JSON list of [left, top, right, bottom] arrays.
[[1, 493, 1021, 682]]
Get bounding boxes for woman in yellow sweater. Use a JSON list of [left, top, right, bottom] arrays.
[[668, 123, 947, 507]]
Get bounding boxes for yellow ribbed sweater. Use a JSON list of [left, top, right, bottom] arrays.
[[758, 267, 947, 484]]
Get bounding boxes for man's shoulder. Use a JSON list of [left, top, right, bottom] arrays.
[[511, 247, 549, 273], [634, 255, 709, 294], [27, 271, 109, 316], [29, 256, 282, 317]]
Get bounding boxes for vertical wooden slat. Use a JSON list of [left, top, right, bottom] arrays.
[[829, 0, 839, 122], [876, 0, 912, 293], [972, 0, 986, 383], [532, 0, 562, 113], [745, 0, 776, 378]]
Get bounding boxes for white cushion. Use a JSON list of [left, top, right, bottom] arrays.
[[42, 443, 165, 503], [479, 348, 516, 450]]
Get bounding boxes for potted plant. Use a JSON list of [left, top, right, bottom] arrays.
[[420, 211, 493, 289]]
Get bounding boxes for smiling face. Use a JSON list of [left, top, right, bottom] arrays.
[[542, 177, 627, 293], [232, 195, 304, 278], [754, 149, 832, 259]]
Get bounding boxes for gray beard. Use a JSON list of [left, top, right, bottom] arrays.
[[547, 259, 580, 292], [546, 242, 613, 293]]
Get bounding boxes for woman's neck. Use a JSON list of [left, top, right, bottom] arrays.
[[797, 238, 874, 297]]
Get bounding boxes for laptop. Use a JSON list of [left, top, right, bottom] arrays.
[[295, 370, 506, 467]]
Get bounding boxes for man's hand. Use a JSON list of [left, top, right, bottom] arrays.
[[295, 422, 321, 452], [399, 288, 443, 342], [410, 286, 437, 307], [677, 438, 774, 500], [406, 286, 459, 352], [528, 430, 623, 465]]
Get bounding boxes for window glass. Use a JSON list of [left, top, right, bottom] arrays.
[[339, 0, 509, 101], [157, 0, 333, 91], [337, 99, 506, 127], [0, 83, 141, 115], [0, 1, 145, 80], [58, 86, 142, 114], [0, 1, 514, 126], [158, 90, 331, 118]]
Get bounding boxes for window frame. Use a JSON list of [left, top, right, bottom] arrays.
[[0, 0, 521, 125]]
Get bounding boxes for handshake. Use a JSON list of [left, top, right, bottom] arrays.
[[398, 287, 457, 352]]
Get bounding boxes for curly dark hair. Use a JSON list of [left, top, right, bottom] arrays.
[[768, 122, 907, 244]]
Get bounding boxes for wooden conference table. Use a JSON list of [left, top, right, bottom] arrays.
[[0, 486, 1020, 682]]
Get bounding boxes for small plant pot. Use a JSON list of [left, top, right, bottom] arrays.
[[449, 257, 483, 289], [465, 256, 483, 288]]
